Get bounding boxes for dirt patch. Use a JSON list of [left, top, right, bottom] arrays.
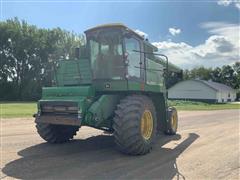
[[1, 110, 239, 179]]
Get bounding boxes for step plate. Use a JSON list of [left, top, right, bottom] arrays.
[[35, 114, 81, 126]]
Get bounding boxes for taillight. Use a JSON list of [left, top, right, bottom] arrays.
[[42, 105, 53, 111], [67, 106, 78, 111], [54, 106, 66, 112]]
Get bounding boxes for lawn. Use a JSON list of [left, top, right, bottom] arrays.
[[0, 102, 37, 118], [168, 100, 240, 111], [0, 100, 239, 118]]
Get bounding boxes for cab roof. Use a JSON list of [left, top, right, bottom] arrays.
[[85, 23, 127, 33], [85, 23, 158, 51]]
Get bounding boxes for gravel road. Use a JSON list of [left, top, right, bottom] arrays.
[[1, 110, 239, 179]]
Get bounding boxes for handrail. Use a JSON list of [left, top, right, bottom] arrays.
[[132, 49, 169, 99]]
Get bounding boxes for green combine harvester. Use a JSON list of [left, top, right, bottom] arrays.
[[35, 24, 182, 155]]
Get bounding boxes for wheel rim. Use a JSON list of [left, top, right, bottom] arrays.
[[171, 112, 177, 131], [141, 110, 153, 140]]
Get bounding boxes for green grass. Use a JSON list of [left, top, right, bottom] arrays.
[[0, 102, 37, 118], [168, 100, 240, 111], [0, 100, 239, 118]]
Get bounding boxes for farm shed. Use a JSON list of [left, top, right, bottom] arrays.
[[168, 80, 236, 103]]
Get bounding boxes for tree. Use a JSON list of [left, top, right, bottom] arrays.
[[232, 62, 240, 89], [0, 18, 84, 100], [183, 64, 240, 90], [221, 65, 235, 88], [183, 69, 190, 80], [183, 66, 212, 80], [210, 67, 222, 83]]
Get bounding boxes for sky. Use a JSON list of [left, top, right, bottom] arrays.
[[1, 0, 240, 69]]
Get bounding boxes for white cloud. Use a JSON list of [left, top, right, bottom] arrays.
[[135, 29, 148, 38], [217, 0, 240, 10], [235, 2, 240, 9], [169, 27, 181, 36], [217, 0, 232, 6], [152, 22, 240, 69]]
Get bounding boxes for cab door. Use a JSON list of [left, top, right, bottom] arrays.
[[124, 36, 144, 83]]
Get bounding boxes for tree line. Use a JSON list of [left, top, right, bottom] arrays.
[[0, 18, 83, 100], [0, 18, 239, 101], [183, 63, 240, 90]]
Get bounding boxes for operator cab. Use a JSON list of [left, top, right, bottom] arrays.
[[85, 24, 125, 80], [85, 23, 164, 91]]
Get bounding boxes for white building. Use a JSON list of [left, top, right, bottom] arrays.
[[168, 80, 236, 103]]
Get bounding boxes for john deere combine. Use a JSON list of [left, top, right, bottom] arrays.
[[35, 24, 182, 155]]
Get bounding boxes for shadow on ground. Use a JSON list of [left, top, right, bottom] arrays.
[[2, 133, 199, 179]]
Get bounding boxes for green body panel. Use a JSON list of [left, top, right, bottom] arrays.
[[55, 59, 91, 86], [84, 95, 122, 128], [93, 80, 165, 93], [42, 86, 95, 98], [39, 86, 95, 115], [39, 85, 122, 129], [93, 80, 128, 92], [127, 81, 165, 93], [146, 57, 164, 86], [38, 79, 166, 130]]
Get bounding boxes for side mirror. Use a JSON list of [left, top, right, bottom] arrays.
[[79, 46, 88, 58], [75, 47, 80, 59], [178, 70, 183, 80], [74, 46, 88, 59]]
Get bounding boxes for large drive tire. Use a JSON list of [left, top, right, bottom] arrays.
[[113, 95, 157, 155], [165, 107, 178, 135], [36, 123, 79, 143]]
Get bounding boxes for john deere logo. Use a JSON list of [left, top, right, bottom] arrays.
[[105, 83, 111, 89]]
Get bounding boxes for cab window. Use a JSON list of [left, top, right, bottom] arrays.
[[88, 29, 124, 80], [125, 37, 141, 78]]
